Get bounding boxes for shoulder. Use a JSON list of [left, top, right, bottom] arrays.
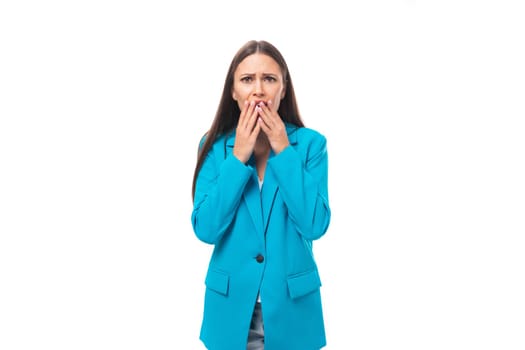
[[297, 127, 326, 141], [287, 124, 327, 148], [197, 132, 229, 150], [285, 124, 328, 162]]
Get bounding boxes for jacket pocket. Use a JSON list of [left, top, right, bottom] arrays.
[[205, 269, 230, 296], [287, 268, 322, 299]]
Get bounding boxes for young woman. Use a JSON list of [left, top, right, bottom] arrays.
[[191, 40, 331, 350]]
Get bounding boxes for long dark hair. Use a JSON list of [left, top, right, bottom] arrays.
[[192, 40, 304, 200]]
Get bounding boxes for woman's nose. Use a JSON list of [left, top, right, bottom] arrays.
[[253, 79, 264, 95]]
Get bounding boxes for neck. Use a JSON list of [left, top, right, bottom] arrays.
[[254, 134, 270, 155]]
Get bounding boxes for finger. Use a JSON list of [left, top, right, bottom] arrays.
[[237, 101, 248, 130], [258, 103, 276, 128], [246, 102, 260, 130], [258, 115, 270, 135], [239, 100, 249, 116], [239, 100, 255, 130], [252, 118, 262, 138]]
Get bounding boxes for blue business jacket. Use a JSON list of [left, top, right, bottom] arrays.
[[192, 123, 331, 350]]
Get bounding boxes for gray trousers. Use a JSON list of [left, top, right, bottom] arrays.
[[247, 301, 264, 350]]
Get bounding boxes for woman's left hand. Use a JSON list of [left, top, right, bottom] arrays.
[[256, 100, 290, 154]]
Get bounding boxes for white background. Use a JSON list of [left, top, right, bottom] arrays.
[[1, 0, 524, 349]]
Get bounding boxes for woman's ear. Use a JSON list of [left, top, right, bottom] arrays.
[[232, 90, 237, 101]]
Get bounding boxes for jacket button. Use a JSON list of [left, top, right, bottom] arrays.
[[255, 254, 264, 263]]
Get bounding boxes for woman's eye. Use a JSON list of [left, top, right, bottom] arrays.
[[264, 76, 276, 82], [241, 77, 253, 83]]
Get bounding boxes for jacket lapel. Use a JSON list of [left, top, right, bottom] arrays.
[[260, 125, 299, 235], [243, 173, 264, 238], [225, 133, 264, 238], [261, 167, 278, 235], [225, 124, 299, 238]]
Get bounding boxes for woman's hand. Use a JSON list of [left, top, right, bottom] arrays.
[[256, 100, 290, 154], [233, 100, 261, 163]]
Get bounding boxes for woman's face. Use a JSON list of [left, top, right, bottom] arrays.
[[232, 53, 285, 112]]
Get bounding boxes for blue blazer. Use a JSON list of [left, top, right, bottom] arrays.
[[192, 124, 331, 350]]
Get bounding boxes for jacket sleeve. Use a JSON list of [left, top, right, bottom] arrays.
[[267, 132, 331, 240], [191, 144, 252, 244]]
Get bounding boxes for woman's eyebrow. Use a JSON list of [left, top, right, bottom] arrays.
[[239, 72, 278, 76]]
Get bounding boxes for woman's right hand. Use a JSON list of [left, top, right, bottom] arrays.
[[233, 100, 260, 163]]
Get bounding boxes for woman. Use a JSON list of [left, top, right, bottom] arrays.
[[191, 40, 331, 350]]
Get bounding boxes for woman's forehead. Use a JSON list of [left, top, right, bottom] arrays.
[[236, 53, 281, 74]]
